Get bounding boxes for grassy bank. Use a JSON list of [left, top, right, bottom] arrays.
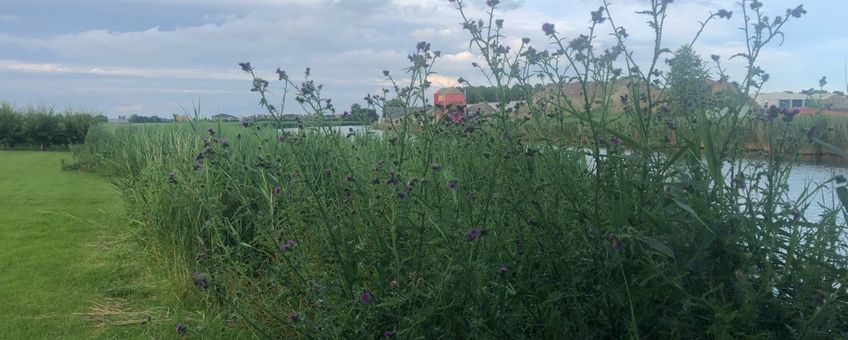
[[70, 113, 848, 338]]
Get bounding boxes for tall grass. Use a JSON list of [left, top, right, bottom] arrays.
[[72, 0, 848, 338]]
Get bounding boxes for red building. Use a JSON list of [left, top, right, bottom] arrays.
[[434, 88, 466, 107]]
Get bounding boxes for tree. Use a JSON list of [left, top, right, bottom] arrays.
[[0, 103, 24, 148], [667, 46, 712, 121], [63, 113, 99, 145], [23, 108, 62, 150], [350, 103, 378, 123]]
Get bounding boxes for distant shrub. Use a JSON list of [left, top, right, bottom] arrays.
[[0, 103, 103, 150]]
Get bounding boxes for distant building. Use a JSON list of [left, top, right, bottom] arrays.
[[210, 113, 238, 121], [754, 92, 832, 109], [466, 101, 526, 117], [434, 88, 466, 107]]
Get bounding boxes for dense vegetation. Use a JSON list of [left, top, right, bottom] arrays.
[[70, 0, 847, 338], [0, 103, 105, 150]]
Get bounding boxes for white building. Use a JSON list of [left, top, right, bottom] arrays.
[[754, 92, 832, 109]]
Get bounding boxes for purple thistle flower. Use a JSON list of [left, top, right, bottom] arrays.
[[359, 291, 372, 304], [175, 324, 187, 334], [383, 330, 396, 338], [345, 175, 354, 182], [432, 163, 442, 173], [277, 135, 286, 143], [813, 292, 824, 306], [272, 185, 282, 197], [279, 239, 296, 253], [449, 112, 464, 123], [397, 191, 407, 200], [734, 175, 746, 190], [791, 210, 802, 222], [207, 128, 215, 136], [289, 313, 298, 322], [448, 180, 457, 190], [609, 136, 621, 146], [465, 227, 485, 242], [607, 232, 624, 252], [191, 272, 208, 289], [498, 265, 509, 274]]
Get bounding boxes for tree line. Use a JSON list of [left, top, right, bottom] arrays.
[[128, 114, 172, 123], [462, 84, 541, 104], [0, 103, 106, 150]]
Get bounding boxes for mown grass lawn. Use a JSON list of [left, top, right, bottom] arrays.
[[0, 151, 224, 339], [0, 151, 125, 338]]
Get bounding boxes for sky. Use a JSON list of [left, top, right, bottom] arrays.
[[0, 0, 845, 118]]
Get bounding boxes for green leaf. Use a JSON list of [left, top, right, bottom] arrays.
[[697, 108, 722, 190], [637, 236, 676, 260], [812, 138, 848, 160], [672, 198, 715, 236]]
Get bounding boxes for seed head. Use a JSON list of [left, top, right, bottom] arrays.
[[542, 23, 556, 36], [191, 272, 208, 289], [238, 62, 253, 73], [465, 227, 485, 241]]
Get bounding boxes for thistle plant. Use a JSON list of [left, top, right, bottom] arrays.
[[70, 0, 848, 338]]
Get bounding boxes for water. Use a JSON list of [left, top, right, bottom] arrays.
[[575, 147, 846, 223], [779, 161, 846, 221], [281, 125, 382, 136]]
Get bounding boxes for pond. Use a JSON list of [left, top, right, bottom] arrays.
[[781, 160, 846, 221]]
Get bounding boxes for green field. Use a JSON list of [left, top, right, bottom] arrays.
[[0, 151, 243, 339]]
